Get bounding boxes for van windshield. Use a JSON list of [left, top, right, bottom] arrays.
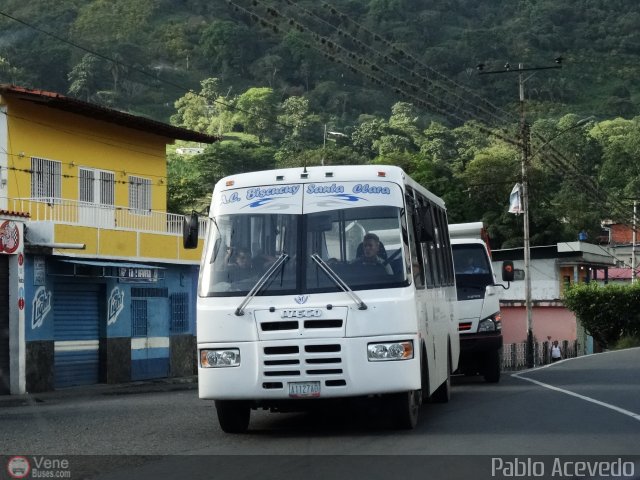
[[452, 244, 493, 301]]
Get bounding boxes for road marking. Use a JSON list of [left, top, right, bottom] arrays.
[[512, 372, 640, 421]]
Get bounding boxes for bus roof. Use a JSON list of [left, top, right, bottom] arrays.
[[215, 165, 446, 208]]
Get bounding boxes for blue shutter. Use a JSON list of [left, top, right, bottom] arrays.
[[54, 285, 101, 388]]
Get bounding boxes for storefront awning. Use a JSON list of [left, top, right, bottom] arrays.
[[60, 259, 165, 269], [56, 259, 166, 281]]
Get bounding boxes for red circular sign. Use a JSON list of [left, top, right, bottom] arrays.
[[18, 298, 25, 310], [0, 220, 20, 254], [18, 253, 24, 266]]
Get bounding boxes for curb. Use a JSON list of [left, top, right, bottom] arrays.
[[0, 376, 198, 408]]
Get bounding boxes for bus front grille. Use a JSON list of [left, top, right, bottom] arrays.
[[261, 343, 346, 389], [259, 319, 343, 332]]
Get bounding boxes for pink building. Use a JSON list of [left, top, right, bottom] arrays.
[[491, 242, 616, 352]]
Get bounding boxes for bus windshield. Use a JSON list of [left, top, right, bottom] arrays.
[[199, 205, 408, 297]]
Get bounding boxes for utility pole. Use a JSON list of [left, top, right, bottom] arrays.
[[479, 59, 562, 368], [633, 200, 637, 283], [322, 124, 327, 166], [518, 65, 535, 369]]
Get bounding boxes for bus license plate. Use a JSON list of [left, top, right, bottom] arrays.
[[288, 381, 321, 398]]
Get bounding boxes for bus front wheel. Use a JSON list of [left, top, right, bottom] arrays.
[[215, 400, 251, 433], [389, 389, 421, 429]]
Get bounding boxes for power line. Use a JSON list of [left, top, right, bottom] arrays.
[[230, 0, 520, 147], [2, 3, 634, 232], [238, 0, 638, 231], [272, 0, 513, 127], [317, 1, 517, 124]]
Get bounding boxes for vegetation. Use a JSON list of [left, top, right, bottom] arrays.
[[2, 0, 640, 244], [563, 282, 640, 349], [614, 336, 640, 350]]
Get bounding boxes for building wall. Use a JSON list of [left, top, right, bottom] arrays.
[[492, 258, 560, 300], [22, 256, 197, 392], [492, 259, 578, 345], [0, 219, 26, 395], [3, 96, 168, 212], [610, 224, 633, 245], [501, 306, 577, 344]]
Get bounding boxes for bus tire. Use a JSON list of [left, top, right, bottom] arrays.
[[215, 400, 251, 433], [483, 349, 501, 383], [431, 348, 451, 403], [389, 389, 421, 429]]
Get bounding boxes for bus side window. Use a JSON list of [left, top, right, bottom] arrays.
[[418, 197, 435, 288], [405, 192, 424, 288], [439, 209, 455, 285], [425, 204, 441, 287], [433, 208, 447, 286]]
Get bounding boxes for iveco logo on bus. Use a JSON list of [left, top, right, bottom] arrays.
[[281, 309, 322, 318]]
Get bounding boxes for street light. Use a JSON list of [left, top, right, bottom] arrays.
[[522, 115, 594, 368]]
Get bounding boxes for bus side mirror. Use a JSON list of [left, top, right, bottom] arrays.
[[502, 261, 514, 282], [183, 213, 199, 249]]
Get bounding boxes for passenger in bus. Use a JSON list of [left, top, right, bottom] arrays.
[[352, 233, 393, 275], [225, 247, 256, 281]]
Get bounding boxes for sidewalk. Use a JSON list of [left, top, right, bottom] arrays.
[[0, 375, 198, 408]]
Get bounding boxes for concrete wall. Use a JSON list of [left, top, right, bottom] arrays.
[[501, 305, 578, 344]]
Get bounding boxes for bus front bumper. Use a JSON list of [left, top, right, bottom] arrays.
[[197, 335, 421, 401]]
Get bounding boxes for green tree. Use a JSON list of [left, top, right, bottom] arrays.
[[67, 54, 102, 101], [275, 96, 321, 164], [235, 87, 278, 144], [171, 78, 232, 136]]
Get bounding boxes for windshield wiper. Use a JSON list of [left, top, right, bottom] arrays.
[[310, 254, 367, 310], [235, 253, 289, 316]]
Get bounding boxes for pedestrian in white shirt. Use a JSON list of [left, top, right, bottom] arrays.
[[551, 340, 562, 362]]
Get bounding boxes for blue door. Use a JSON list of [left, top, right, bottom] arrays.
[[54, 284, 101, 388]]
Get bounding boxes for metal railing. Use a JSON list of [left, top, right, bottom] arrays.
[[9, 197, 208, 237], [502, 340, 579, 371]]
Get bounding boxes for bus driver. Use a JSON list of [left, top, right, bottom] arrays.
[[352, 232, 393, 275]]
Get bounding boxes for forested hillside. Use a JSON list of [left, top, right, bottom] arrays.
[[1, 0, 639, 247], [2, 0, 638, 121]]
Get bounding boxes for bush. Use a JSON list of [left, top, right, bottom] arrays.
[[613, 335, 640, 350], [563, 282, 640, 348]]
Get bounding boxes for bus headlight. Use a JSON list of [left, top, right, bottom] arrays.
[[367, 341, 413, 361], [200, 349, 241, 368], [478, 314, 502, 332]]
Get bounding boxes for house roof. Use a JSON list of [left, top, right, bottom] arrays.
[[0, 84, 219, 144], [492, 242, 616, 268], [607, 268, 633, 279], [0, 209, 30, 219]]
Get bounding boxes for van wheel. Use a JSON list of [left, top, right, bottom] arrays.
[[389, 389, 421, 429], [215, 400, 251, 433], [431, 350, 451, 403], [483, 350, 501, 383]]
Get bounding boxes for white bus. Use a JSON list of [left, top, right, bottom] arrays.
[[184, 165, 459, 432]]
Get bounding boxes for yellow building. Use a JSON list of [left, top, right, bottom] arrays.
[[0, 85, 217, 394]]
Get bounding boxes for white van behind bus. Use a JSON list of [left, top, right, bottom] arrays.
[[449, 222, 513, 382]]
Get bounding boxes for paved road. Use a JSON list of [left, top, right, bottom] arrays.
[[1, 348, 639, 478]]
